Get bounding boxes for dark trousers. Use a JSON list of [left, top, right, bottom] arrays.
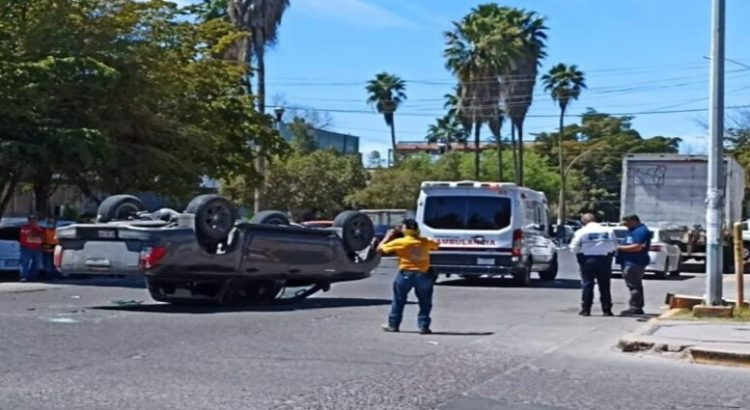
[[622, 264, 645, 310], [578, 255, 612, 309], [388, 271, 434, 330]]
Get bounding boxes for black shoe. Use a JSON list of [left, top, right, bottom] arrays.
[[602, 309, 614, 317], [419, 328, 432, 335], [578, 309, 591, 317], [620, 308, 645, 316], [381, 325, 399, 333]]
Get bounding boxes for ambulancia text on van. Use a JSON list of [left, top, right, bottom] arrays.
[[416, 181, 558, 286]]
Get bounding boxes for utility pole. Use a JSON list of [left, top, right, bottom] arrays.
[[706, 0, 725, 306]]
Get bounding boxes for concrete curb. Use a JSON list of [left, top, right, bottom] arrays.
[[617, 321, 750, 368]]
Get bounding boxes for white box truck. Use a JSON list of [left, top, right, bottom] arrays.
[[620, 154, 747, 266]]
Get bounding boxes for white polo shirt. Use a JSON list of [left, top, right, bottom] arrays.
[[570, 222, 617, 256]]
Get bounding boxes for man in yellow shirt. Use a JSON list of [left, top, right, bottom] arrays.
[[378, 219, 439, 334]]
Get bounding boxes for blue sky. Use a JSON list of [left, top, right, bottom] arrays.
[[196, 0, 750, 157]]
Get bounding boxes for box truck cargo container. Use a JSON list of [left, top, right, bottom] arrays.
[[620, 154, 747, 268]]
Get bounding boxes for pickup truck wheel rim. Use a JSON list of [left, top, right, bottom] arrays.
[[346, 219, 369, 250], [204, 203, 232, 232]]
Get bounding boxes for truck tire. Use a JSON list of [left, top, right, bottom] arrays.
[[538, 255, 558, 281], [185, 194, 237, 243], [334, 211, 375, 253], [97, 195, 144, 223], [250, 211, 290, 225]]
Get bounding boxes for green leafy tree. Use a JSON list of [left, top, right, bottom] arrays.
[[0, 0, 286, 218], [541, 63, 586, 231], [366, 72, 407, 165], [265, 150, 367, 220], [289, 117, 318, 155]]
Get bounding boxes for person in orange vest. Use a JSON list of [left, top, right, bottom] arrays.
[[42, 218, 60, 280], [19, 214, 45, 282]]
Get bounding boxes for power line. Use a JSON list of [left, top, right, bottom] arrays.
[[280, 104, 750, 119]]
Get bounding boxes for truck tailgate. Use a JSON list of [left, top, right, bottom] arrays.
[[60, 240, 143, 275]]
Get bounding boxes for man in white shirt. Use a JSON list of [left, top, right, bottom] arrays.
[[569, 213, 617, 317]]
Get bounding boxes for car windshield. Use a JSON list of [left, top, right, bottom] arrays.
[[0, 227, 21, 241], [423, 196, 511, 230]]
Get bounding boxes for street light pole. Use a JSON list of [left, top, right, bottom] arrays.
[[706, 0, 726, 306]]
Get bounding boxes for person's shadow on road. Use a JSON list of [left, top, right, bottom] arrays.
[[436, 278, 581, 289]]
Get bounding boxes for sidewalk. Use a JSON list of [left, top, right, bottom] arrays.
[[618, 316, 750, 367]]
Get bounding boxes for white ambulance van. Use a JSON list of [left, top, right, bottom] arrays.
[[416, 181, 558, 286]]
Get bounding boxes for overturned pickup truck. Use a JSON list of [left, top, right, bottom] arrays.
[[54, 194, 381, 305]]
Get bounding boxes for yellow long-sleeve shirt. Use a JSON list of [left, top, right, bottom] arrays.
[[378, 234, 439, 272]]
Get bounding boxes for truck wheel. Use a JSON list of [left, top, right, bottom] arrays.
[[538, 255, 558, 281], [744, 242, 750, 262], [250, 211, 290, 225], [97, 195, 144, 222], [334, 211, 375, 252], [185, 194, 237, 242]]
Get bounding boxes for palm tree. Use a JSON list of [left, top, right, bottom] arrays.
[[366, 72, 407, 165], [499, 8, 548, 185], [227, 0, 290, 114], [443, 86, 470, 149], [541, 63, 586, 236], [227, 0, 289, 213], [444, 9, 514, 179], [426, 115, 465, 152]]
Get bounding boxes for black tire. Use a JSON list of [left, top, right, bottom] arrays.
[[97, 195, 144, 223], [185, 194, 237, 243], [513, 260, 532, 286], [538, 255, 558, 281], [250, 210, 290, 225], [334, 211, 375, 252]]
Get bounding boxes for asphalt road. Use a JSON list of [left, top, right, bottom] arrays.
[[1, 252, 748, 410]]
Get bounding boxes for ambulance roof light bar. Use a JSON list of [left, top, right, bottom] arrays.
[[420, 181, 519, 189]]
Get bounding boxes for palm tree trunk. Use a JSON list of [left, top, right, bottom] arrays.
[[255, 33, 266, 114], [510, 123, 519, 183], [557, 105, 567, 239], [474, 122, 481, 180], [252, 32, 266, 213], [517, 120, 525, 186], [496, 137, 503, 182], [390, 118, 398, 166]]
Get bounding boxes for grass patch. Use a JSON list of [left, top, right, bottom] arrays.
[[665, 307, 750, 322]]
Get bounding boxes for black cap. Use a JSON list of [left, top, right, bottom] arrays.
[[622, 214, 640, 223], [402, 218, 419, 230]]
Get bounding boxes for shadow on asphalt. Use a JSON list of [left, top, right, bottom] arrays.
[[398, 330, 494, 336], [90, 297, 397, 314], [610, 272, 694, 282], [436, 278, 581, 289]]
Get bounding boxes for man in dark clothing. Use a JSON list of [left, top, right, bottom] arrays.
[[617, 214, 652, 315]]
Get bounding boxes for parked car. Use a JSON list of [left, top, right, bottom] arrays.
[[55, 195, 381, 305], [0, 224, 22, 272], [416, 181, 558, 286], [611, 227, 682, 279]]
